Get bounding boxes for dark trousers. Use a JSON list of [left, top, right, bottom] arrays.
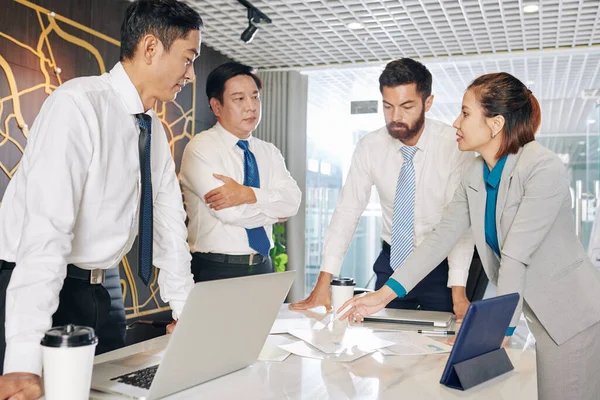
[[373, 244, 453, 312], [191, 253, 274, 282], [0, 265, 125, 375]]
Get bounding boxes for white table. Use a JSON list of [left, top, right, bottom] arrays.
[[91, 305, 537, 399]]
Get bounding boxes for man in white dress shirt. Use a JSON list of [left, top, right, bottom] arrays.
[[180, 62, 301, 282], [0, 0, 202, 397], [291, 59, 475, 316]]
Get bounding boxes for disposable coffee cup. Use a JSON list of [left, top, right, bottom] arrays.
[[331, 277, 356, 315], [41, 324, 98, 400]]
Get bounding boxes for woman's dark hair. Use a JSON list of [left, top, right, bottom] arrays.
[[206, 62, 263, 104], [379, 58, 432, 101], [120, 0, 203, 61], [468, 72, 541, 158]]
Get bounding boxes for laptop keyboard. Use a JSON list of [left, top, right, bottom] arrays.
[[110, 364, 159, 389]]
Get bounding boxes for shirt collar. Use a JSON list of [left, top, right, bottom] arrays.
[[390, 118, 431, 154], [483, 155, 508, 189], [107, 62, 146, 115], [214, 122, 253, 150]]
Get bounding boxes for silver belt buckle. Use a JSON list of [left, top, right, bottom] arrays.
[[249, 254, 255, 266], [90, 269, 106, 285]]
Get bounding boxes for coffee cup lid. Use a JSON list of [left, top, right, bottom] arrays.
[[331, 277, 355, 286], [41, 324, 98, 348]]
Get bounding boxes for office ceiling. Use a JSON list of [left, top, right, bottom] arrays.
[[306, 49, 600, 133], [194, 0, 600, 70], [305, 49, 600, 166], [192, 0, 600, 167]]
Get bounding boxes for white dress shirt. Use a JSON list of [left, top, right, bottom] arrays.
[[320, 118, 475, 287], [180, 123, 301, 255], [0, 62, 194, 375]]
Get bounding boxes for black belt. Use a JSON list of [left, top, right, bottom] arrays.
[[382, 241, 391, 253], [0, 260, 105, 284], [194, 252, 267, 266]]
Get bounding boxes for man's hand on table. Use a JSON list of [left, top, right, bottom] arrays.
[[289, 272, 332, 312], [166, 321, 177, 335], [0, 372, 43, 400], [451, 286, 470, 322]]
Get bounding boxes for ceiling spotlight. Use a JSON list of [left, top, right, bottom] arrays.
[[523, 3, 539, 13], [241, 23, 259, 43], [237, 0, 272, 44], [347, 21, 364, 30]]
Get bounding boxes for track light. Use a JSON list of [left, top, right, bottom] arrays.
[[237, 0, 272, 44], [241, 23, 259, 43]]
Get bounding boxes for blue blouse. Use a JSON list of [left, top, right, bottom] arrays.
[[483, 155, 508, 257]]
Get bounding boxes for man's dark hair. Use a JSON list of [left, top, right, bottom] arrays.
[[379, 58, 432, 101], [120, 0, 203, 61], [206, 62, 263, 104]]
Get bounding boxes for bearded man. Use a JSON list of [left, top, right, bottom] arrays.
[[291, 58, 475, 317]]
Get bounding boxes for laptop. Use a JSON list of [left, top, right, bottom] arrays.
[[440, 293, 520, 390], [363, 309, 454, 327], [91, 271, 295, 399]]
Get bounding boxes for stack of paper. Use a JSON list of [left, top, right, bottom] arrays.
[[269, 318, 322, 334], [267, 316, 453, 362], [373, 331, 453, 356], [280, 326, 395, 362], [258, 335, 298, 362]]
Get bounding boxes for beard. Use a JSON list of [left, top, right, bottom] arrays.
[[386, 109, 426, 142]]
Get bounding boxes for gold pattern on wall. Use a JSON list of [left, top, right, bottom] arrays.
[[0, 0, 198, 319]]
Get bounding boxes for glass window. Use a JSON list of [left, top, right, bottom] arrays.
[[304, 69, 385, 295], [304, 53, 600, 296]]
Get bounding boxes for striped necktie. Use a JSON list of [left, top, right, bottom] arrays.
[[390, 145, 418, 271]]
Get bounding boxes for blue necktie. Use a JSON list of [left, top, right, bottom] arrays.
[[135, 114, 153, 285], [390, 146, 418, 271], [236, 140, 271, 257]]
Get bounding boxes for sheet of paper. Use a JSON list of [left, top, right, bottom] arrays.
[[374, 331, 453, 356], [288, 326, 394, 354], [278, 341, 375, 363], [258, 335, 297, 362], [270, 318, 322, 334]]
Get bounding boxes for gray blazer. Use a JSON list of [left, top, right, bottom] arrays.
[[391, 141, 600, 345]]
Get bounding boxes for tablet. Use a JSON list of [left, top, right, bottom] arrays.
[[440, 293, 520, 390]]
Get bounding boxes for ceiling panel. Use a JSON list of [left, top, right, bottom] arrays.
[[191, 0, 600, 69], [305, 50, 600, 135]]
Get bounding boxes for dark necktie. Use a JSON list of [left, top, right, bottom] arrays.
[[236, 140, 271, 257], [135, 113, 153, 285]]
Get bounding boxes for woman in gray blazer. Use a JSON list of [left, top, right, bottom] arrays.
[[338, 72, 600, 400]]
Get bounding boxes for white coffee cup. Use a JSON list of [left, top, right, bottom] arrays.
[[331, 277, 356, 315], [41, 324, 98, 400]]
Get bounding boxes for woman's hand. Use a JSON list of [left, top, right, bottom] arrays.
[[337, 286, 397, 323]]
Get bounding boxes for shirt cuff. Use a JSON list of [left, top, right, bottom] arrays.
[[251, 187, 282, 206], [447, 267, 469, 288], [4, 341, 43, 376], [385, 278, 407, 298], [170, 299, 186, 320], [251, 187, 268, 206], [320, 255, 343, 276], [506, 326, 516, 336]]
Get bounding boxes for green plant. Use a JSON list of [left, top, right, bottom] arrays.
[[270, 223, 288, 272]]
